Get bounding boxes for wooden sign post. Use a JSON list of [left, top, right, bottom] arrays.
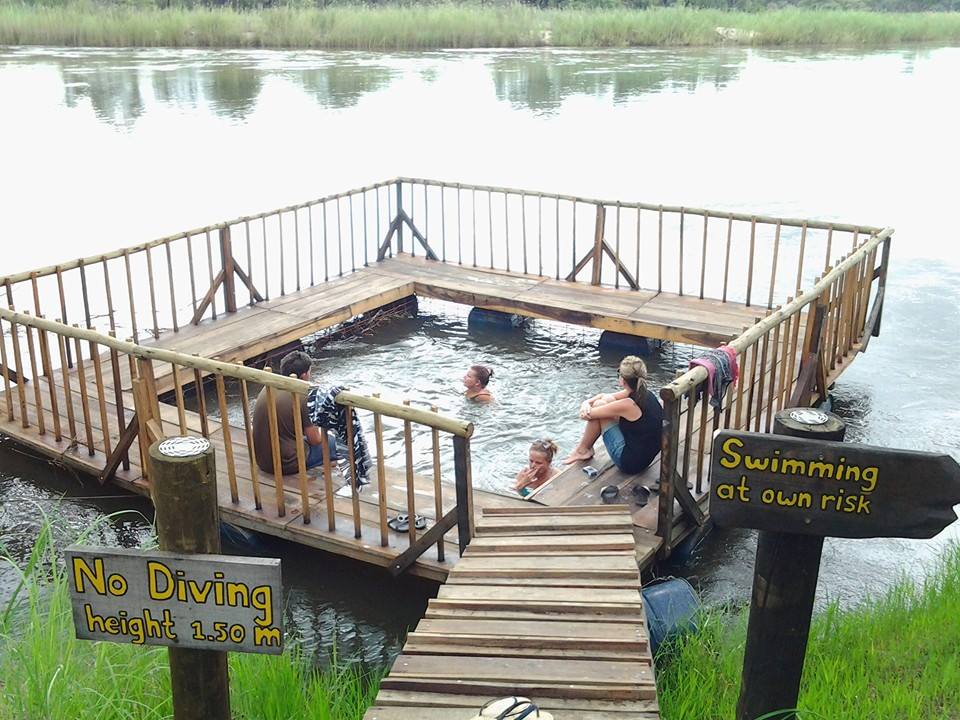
[[66, 437, 283, 720], [710, 408, 960, 720]]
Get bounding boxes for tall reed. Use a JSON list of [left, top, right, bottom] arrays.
[[2, 4, 960, 49], [657, 544, 960, 719], [0, 517, 383, 720]]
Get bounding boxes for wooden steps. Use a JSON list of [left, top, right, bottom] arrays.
[[365, 505, 659, 720]]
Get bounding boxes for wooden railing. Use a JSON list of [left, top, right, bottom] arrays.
[[0, 180, 395, 346], [0, 308, 474, 574], [390, 178, 883, 308], [654, 228, 893, 556]]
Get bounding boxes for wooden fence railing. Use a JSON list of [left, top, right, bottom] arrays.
[[389, 178, 884, 308], [654, 228, 893, 556], [0, 308, 474, 574], [0, 180, 396, 347]]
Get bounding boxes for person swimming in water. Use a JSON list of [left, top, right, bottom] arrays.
[[514, 439, 560, 498], [463, 364, 495, 402], [563, 355, 663, 474]]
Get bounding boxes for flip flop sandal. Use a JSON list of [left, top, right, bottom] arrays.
[[600, 485, 620, 503], [471, 696, 554, 720], [387, 514, 427, 533], [632, 484, 651, 507]]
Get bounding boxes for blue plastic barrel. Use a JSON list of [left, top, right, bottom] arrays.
[[467, 307, 526, 329], [641, 577, 701, 655]]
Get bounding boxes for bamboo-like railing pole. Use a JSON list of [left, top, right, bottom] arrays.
[[239, 379, 262, 511], [321, 430, 335, 531], [403, 398, 416, 546], [172, 362, 187, 434], [72, 335, 95, 455], [373, 392, 388, 548], [37, 323, 62, 442], [345, 404, 362, 539], [8, 316, 29, 429], [289, 389, 310, 524], [216, 374, 239, 505], [89, 339, 110, 456], [56, 332, 77, 442], [25, 324, 45, 435], [431, 404, 445, 563], [662, 228, 891, 401], [0, 318, 14, 421], [263, 372, 285, 520]]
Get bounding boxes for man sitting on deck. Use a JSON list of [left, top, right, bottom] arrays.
[[251, 351, 337, 476]]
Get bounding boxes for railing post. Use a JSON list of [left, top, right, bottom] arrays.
[[219, 225, 237, 314], [453, 435, 475, 555], [657, 392, 681, 557], [395, 181, 404, 254], [590, 204, 606, 286], [873, 235, 891, 337]]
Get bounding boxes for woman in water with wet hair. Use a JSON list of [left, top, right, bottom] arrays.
[[563, 356, 663, 474], [463, 364, 495, 402], [514, 439, 560, 498]]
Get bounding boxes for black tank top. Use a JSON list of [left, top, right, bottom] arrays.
[[617, 390, 663, 473]]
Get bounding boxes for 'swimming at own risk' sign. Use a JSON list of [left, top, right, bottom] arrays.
[[66, 546, 283, 655], [710, 431, 960, 539]]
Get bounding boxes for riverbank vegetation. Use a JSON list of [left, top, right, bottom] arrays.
[[657, 543, 960, 719], [2, 4, 960, 49], [0, 522, 382, 719]]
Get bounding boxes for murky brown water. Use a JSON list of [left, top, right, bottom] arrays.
[[1, 45, 959, 659]]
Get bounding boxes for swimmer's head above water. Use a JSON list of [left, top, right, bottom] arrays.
[[463, 364, 494, 401]]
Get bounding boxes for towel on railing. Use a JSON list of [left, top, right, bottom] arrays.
[[306, 384, 371, 487], [689, 345, 740, 410]]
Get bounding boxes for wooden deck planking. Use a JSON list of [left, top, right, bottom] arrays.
[[365, 506, 659, 720]]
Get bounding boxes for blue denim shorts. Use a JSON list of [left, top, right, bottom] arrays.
[[602, 424, 626, 468]]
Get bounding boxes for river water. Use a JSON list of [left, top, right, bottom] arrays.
[[1, 45, 958, 662]]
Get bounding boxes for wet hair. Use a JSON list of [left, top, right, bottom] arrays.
[[529, 439, 558, 463], [618, 355, 648, 405], [280, 351, 312, 379], [470, 364, 494, 388]]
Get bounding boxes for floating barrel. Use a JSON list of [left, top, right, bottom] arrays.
[[641, 576, 701, 656], [598, 330, 652, 357], [468, 307, 527, 329]]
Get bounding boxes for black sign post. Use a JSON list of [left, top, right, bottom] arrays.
[[710, 408, 960, 720]]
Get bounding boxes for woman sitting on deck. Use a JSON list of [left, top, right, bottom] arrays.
[[514, 439, 561, 498], [563, 356, 663, 474], [463, 364, 495, 402]]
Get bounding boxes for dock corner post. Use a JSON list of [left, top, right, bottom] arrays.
[[395, 181, 404, 254], [219, 224, 237, 314], [452, 435, 475, 555], [736, 410, 846, 720], [148, 438, 231, 720], [591, 204, 606, 286], [657, 390, 681, 557]]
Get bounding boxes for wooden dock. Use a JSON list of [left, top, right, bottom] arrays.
[[0, 178, 892, 577], [364, 505, 660, 720]]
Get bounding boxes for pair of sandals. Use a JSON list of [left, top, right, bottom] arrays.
[[387, 513, 427, 533], [470, 696, 552, 720], [600, 483, 652, 506]]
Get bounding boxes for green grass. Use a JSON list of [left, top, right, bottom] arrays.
[[0, 520, 383, 720], [657, 543, 960, 720], [2, 4, 960, 49]]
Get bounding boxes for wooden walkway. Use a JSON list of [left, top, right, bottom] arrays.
[[146, 253, 764, 373], [365, 506, 659, 720]]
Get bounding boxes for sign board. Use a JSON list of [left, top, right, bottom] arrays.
[[66, 546, 283, 654], [710, 431, 960, 539]]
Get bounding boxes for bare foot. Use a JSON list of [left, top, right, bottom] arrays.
[[562, 448, 594, 465]]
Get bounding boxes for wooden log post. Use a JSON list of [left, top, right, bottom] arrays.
[[590, 204, 606, 286], [148, 437, 231, 720], [219, 225, 237, 314], [452, 435, 475, 555], [736, 408, 846, 720]]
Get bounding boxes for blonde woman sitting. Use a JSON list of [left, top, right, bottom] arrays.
[[563, 356, 663, 474], [514, 439, 560, 498]]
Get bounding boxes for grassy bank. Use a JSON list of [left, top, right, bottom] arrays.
[[2, 4, 960, 49], [0, 523, 383, 719], [657, 544, 960, 719]]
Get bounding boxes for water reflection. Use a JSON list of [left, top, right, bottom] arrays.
[[63, 64, 146, 127], [292, 63, 397, 108], [490, 50, 746, 113], [53, 53, 395, 127]]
